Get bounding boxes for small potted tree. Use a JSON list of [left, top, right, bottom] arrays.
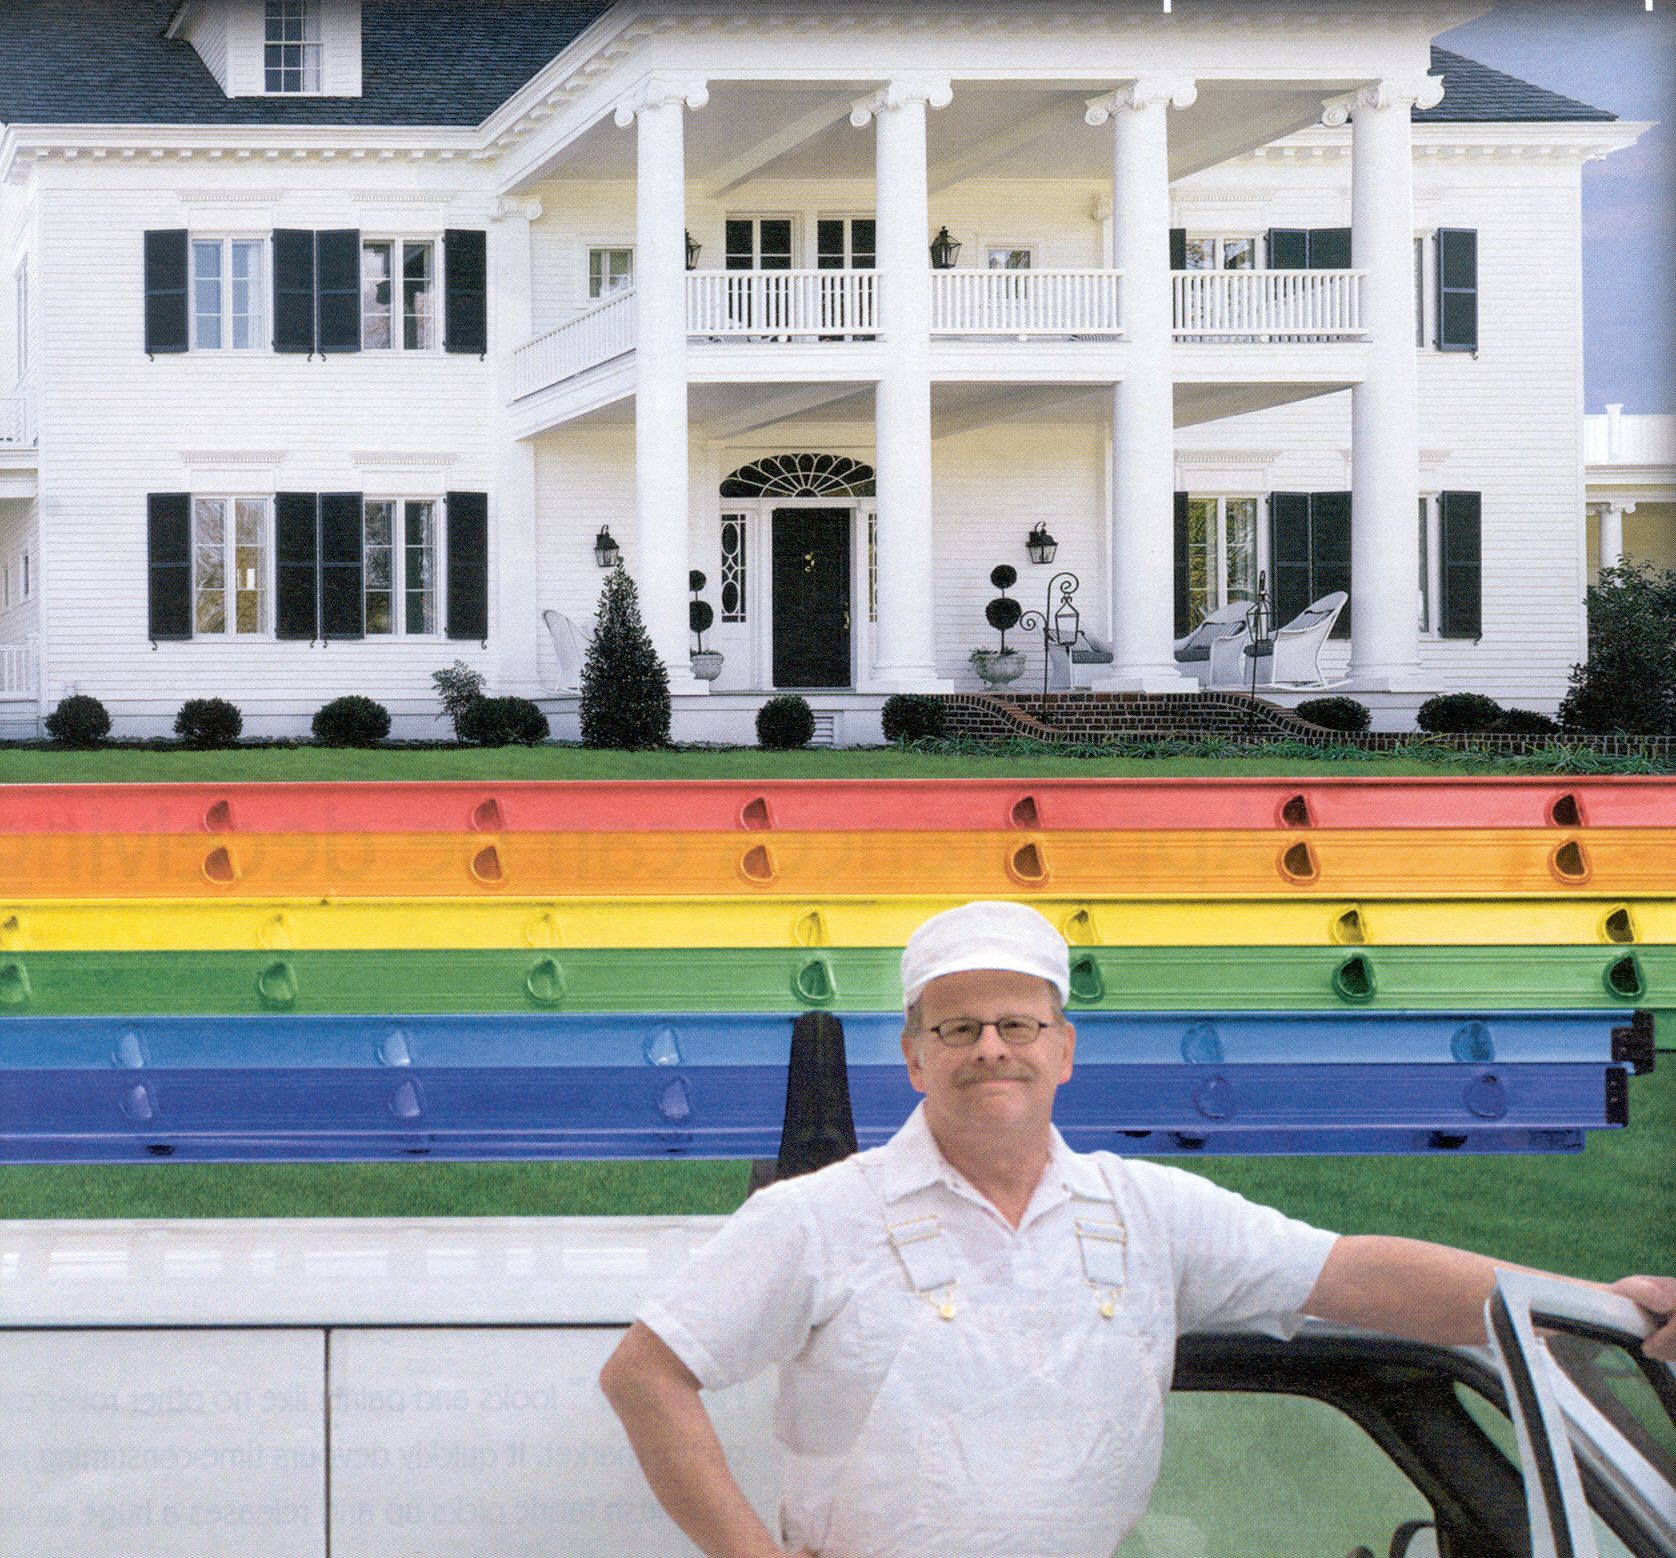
[[970, 565, 1025, 686], [689, 569, 724, 682]]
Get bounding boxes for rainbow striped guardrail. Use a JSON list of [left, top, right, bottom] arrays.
[[0, 777, 1665, 1164]]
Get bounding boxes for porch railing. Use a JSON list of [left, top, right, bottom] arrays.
[[930, 268, 1123, 336], [511, 290, 637, 400], [0, 639, 38, 696], [1173, 269, 1365, 341], [0, 393, 34, 446], [686, 269, 879, 338]]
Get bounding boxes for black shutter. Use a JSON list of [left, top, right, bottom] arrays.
[[1310, 491, 1353, 639], [1173, 491, 1190, 638], [1169, 229, 1187, 271], [319, 492, 365, 640], [1437, 228, 1478, 352], [146, 493, 193, 640], [1439, 490, 1482, 639], [315, 229, 362, 355], [1268, 493, 1312, 630], [1307, 228, 1353, 269], [273, 230, 317, 354], [143, 230, 190, 355], [275, 492, 320, 641], [444, 229, 488, 354], [445, 491, 489, 641], [1266, 229, 1308, 269]]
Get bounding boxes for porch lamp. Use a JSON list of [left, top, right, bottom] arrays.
[[929, 226, 961, 270], [685, 230, 702, 270], [1053, 592, 1081, 649], [594, 526, 621, 569], [1025, 522, 1058, 564]]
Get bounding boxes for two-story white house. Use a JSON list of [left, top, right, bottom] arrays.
[[0, 0, 1649, 742]]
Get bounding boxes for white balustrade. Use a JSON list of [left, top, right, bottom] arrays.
[[930, 269, 1123, 336], [0, 640, 37, 696], [686, 270, 879, 338], [1173, 269, 1365, 341], [0, 394, 34, 446], [510, 290, 638, 400]]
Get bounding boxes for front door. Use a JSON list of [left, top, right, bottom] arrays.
[[772, 508, 851, 688]]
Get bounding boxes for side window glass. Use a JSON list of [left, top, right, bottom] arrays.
[[1117, 1392, 1432, 1557], [1547, 1331, 1676, 1483]]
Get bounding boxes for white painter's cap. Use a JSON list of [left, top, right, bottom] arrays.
[[900, 900, 1070, 1013]]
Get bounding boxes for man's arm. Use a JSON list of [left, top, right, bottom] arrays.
[[1303, 1235, 1676, 1359], [598, 1320, 804, 1558]]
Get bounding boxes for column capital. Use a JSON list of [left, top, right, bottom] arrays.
[[493, 195, 542, 224], [849, 76, 953, 128], [613, 73, 709, 128], [1084, 76, 1197, 125], [1322, 75, 1445, 127]]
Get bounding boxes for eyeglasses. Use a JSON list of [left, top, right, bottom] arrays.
[[922, 1016, 1053, 1048]]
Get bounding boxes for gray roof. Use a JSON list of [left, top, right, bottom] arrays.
[[0, 9, 1617, 130]]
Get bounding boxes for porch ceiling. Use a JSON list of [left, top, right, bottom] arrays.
[[545, 78, 1359, 186]]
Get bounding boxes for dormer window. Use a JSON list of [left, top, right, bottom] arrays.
[[265, 0, 321, 94]]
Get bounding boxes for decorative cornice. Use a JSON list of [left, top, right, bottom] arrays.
[[612, 73, 709, 128], [352, 451, 459, 468], [1084, 77, 1197, 125], [1321, 75, 1446, 127], [180, 450, 286, 468], [849, 76, 953, 127], [493, 195, 543, 223], [176, 189, 281, 205], [1174, 450, 1281, 467]]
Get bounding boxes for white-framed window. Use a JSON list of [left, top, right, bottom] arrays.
[[816, 217, 875, 270], [720, 513, 748, 622], [14, 258, 27, 382], [588, 247, 635, 299], [17, 547, 29, 603], [1418, 492, 1435, 634], [361, 239, 438, 350], [725, 217, 795, 272], [1184, 236, 1258, 271], [364, 498, 441, 636], [1414, 234, 1431, 347], [193, 496, 270, 636], [1, 560, 9, 609], [1184, 495, 1262, 626], [985, 245, 1034, 271], [190, 238, 265, 351], [265, 0, 321, 93]]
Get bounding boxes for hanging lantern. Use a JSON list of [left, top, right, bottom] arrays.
[[594, 526, 621, 568], [685, 230, 702, 270], [1052, 595, 1081, 648], [1026, 522, 1058, 565], [929, 226, 962, 270]]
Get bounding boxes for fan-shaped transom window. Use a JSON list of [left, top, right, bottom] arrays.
[[720, 454, 876, 499]]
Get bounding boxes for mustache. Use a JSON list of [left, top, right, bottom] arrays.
[[955, 1065, 1035, 1085]]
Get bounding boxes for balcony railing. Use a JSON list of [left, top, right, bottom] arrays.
[[0, 640, 37, 697], [1173, 270, 1365, 341], [0, 393, 34, 447], [686, 270, 880, 339], [512, 290, 637, 400], [931, 269, 1123, 337]]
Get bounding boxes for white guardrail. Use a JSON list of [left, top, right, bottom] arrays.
[[511, 290, 638, 400], [930, 268, 1123, 336], [0, 640, 37, 696], [1173, 269, 1365, 340], [686, 269, 879, 338]]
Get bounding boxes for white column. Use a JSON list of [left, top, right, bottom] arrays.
[[614, 74, 708, 692], [852, 76, 951, 690], [1087, 77, 1195, 691], [1597, 502, 1627, 570], [491, 197, 542, 696], [1326, 74, 1443, 688]]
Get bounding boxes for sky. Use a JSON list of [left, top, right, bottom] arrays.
[[1436, 0, 1676, 412]]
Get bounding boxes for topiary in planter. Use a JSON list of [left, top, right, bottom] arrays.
[[757, 694, 815, 750], [1416, 692, 1504, 734], [1293, 696, 1371, 734], [312, 695, 391, 748], [457, 695, 550, 746], [881, 693, 947, 745], [44, 694, 111, 746], [174, 697, 243, 747], [1490, 707, 1561, 736], [581, 563, 671, 749]]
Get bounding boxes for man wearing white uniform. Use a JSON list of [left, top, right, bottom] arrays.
[[600, 901, 1676, 1558]]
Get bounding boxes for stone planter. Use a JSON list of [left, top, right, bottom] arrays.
[[971, 649, 1026, 687], [689, 649, 725, 682]]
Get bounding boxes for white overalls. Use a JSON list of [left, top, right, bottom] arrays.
[[799, 1154, 1169, 1558]]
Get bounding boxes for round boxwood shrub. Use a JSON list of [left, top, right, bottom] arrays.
[[1491, 707, 1561, 736], [312, 695, 391, 748], [756, 694, 815, 750], [174, 697, 243, 747], [1293, 696, 1371, 734], [881, 693, 948, 745], [1416, 692, 1504, 734], [457, 695, 549, 746], [44, 693, 111, 746]]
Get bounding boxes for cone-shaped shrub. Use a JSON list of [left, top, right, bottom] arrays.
[[581, 562, 671, 749]]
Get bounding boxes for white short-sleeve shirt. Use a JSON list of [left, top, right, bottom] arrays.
[[636, 1102, 1338, 1545]]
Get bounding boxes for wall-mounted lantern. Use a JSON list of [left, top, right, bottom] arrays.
[[1025, 522, 1058, 565], [594, 526, 621, 569], [929, 226, 962, 270], [685, 230, 702, 270]]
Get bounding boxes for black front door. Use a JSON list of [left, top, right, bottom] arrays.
[[772, 508, 851, 688]]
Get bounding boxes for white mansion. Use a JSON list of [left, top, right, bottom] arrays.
[[0, 0, 1653, 742]]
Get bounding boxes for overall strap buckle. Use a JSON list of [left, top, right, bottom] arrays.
[[885, 1214, 962, 1318]]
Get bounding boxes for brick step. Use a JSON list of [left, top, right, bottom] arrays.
[[939, 692, 1329, 744]]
